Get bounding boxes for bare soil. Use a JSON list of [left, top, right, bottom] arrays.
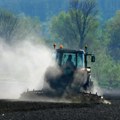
[[0, 99, 120, 120]]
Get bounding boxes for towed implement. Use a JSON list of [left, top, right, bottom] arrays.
[[20, 45, 104, 103]]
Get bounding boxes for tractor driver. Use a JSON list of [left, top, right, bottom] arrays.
[[63, 54, 75, 74]]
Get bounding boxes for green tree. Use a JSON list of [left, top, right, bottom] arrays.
[[0, 9, 18, 42], [51, 12, 79, 48], [90, 24, 120, 88], [13, 14, 41, 41], [69, 0, 98, 48], [106, 10, 120, 61], [0, 9, 41, 43], [51, 0, 98, 49], [92, 48, 120, 88]]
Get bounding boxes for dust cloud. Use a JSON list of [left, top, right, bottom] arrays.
[[0, 38, 104, 101], [91, 78, 103, 96], [0, 38, 55, 99]]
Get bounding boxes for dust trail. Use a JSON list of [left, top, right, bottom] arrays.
[[0, 39, 55, 99], [90, 77, 103, 96]]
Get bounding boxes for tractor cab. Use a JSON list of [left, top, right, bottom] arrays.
[[56, 49, 85, 69], [20, 45, 100, 101], [54, 47, 95, 75]]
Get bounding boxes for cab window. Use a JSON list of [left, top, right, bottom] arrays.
[[62, 53, 76, 67], [77, 53, 84, 68], [56, 52, 63, 66]]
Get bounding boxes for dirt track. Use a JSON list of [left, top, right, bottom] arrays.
[[0, 100, 120, 120]]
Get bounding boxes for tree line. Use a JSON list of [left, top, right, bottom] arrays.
[[0, 8, 41, 43]]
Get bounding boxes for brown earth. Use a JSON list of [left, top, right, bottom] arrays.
[[0, 99, 120, 120]]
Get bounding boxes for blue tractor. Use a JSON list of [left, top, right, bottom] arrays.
[[20, 45, 103, 103]]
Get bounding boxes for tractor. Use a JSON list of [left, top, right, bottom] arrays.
[[44, 45, 95, 95], [20, 45, 104, 103]]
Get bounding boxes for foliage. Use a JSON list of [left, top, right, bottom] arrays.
[[89, 18, 120, 88], [0, 9, 41, 42], [0, 9, 18, 41], [106, 10, 120, 61], [51, 12, 79, 48], [69, 0, 98, 48], [51, 0, 98, 49], [92, 48, 120, 88], [13, 15, 41, 41]]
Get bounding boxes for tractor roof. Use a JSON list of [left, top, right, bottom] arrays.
[[56, 48, 84, 54]]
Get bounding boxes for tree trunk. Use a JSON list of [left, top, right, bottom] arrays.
[[79, 36, 84, 49]]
